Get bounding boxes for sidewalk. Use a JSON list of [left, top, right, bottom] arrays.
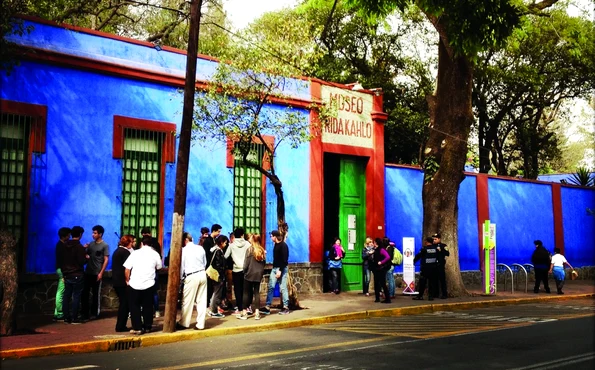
[[1, 280, 593, 360]]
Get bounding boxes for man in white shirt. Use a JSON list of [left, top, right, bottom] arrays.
[[177, 232, 208, 330], [124, 235, 162, 335]]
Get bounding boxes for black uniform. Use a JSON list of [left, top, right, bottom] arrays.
[[435, 242, 449, 298], [413, 245, 439, 300]]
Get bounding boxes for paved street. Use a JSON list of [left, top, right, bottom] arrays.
[[2, 298, 593, 370]]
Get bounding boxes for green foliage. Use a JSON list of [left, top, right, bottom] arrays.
[[4, 0, 230, 52], [192, 29, 332, 174], [473, 6, 595, 177], [1, 0, 31, 74], [566, 166, 595, 187], [292, 1, 434, 164], [346, 0, 522, 58], [423, 155, 439, 182]]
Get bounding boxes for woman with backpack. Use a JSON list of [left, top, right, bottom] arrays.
[[207, 235, 229, 318], [328, 237, 345, 294], [384, 238, 396, 299], [371, 237, 391, 303]]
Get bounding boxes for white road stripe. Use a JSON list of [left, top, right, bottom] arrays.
[[507, 353, 595, 370], [55, 366, 100, 370]]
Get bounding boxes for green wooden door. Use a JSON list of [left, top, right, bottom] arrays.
[[339, 157, 366, 292]]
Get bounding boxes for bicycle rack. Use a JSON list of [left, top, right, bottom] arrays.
[[523, 263, 534, 274], [497, 263, 514, 293], [511, 263, 528, 293]]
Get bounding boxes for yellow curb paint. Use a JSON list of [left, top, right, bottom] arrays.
[[2, 293, 593, 360], [151, 337, 387, 370]]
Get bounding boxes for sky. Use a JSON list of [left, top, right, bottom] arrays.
[[223, 0, 299, 29]]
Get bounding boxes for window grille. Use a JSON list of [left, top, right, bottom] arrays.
[[0, 113, 30, 243], [121, 128, 161, 238], [233, 143, 264, 235]]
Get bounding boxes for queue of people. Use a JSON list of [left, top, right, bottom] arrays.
[[53, 223, 575, 333], [53, 223, 292, 334]]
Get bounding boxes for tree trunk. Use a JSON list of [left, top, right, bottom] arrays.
[[0, 223, 18, 335], [163, 0, 202, 333], [422, 37, 473, 297], [270, 174, 303, 309]]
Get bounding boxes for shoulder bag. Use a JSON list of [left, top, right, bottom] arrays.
[[205, 251, 220, 282]]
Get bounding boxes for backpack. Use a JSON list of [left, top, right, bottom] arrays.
[[328, 246, 336, 260], [391, 247, 403, 266]]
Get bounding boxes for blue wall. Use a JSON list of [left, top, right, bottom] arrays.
[[458, 175, 479, 271], [385, 167, 479, 272], [385, 166, 423, 274], [2, 22, 314, 273], [488, 178, 555, 266], [561, 187, 595, 267]]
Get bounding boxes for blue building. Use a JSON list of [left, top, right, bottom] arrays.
[[2, 18, 593, 313]]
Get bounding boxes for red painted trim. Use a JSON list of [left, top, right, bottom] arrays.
[[476, 174, 490, 270], [225, 135, 275, 170], [309, 81, 324, 263], [309, 85, 387, 262], [113, 115, 176, 163], [552, 183, 565, 254], [1, 99, 47, 153], [261, 174, 267, 238], [321, 143, 375, 158], [0, 99, 47, 270], [112, 115, 176, 248], [370, 93, 386, 239]]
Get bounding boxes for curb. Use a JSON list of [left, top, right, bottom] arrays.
[[2, 293, 593, 360]]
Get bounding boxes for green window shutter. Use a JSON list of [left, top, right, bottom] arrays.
[[121, 128, 161, 238], [0, 113, 30, 243], [233, 143, 264, 235]]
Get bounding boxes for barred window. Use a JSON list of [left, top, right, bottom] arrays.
[[233, 143, 264, 235], [0, 114, 29, 242], [121, 129, 161, 238]]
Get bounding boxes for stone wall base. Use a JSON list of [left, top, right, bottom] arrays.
[[16, 265, 595, 314]]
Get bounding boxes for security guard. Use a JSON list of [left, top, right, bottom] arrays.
[[413, 237, 439, 300], [433, 232, 449, 299]]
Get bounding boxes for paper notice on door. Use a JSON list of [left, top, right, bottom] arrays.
[[348, 243, 354, 250], [348, 229, 356, 244], [348, 214, 356, 229]]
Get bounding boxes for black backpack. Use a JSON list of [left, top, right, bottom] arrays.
[[328, 246, 337, 260]]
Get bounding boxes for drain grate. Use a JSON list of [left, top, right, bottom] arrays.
[[110, 338, 141, 351]]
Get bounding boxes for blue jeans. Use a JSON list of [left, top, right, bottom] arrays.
[[63, 276, 84, 321], [266, 267, 289, 309], [386, 266, 395, 298], [363, 265, 371, 294]]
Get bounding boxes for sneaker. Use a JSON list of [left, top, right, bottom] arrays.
[[53, 316, 65, 322], [260, 307, 271, 315], [155, 310, 161, 318], [207, 311, 216, 317], [218, 307, 225, 314], [130, 329, 143, 335], [254, 313, 261, 320], [237, 314, 248, 320], [278, 308, 290, 315], [246, 306, 253, 315], [233, 309, 241, 316], [211, 313, 225, 319]]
